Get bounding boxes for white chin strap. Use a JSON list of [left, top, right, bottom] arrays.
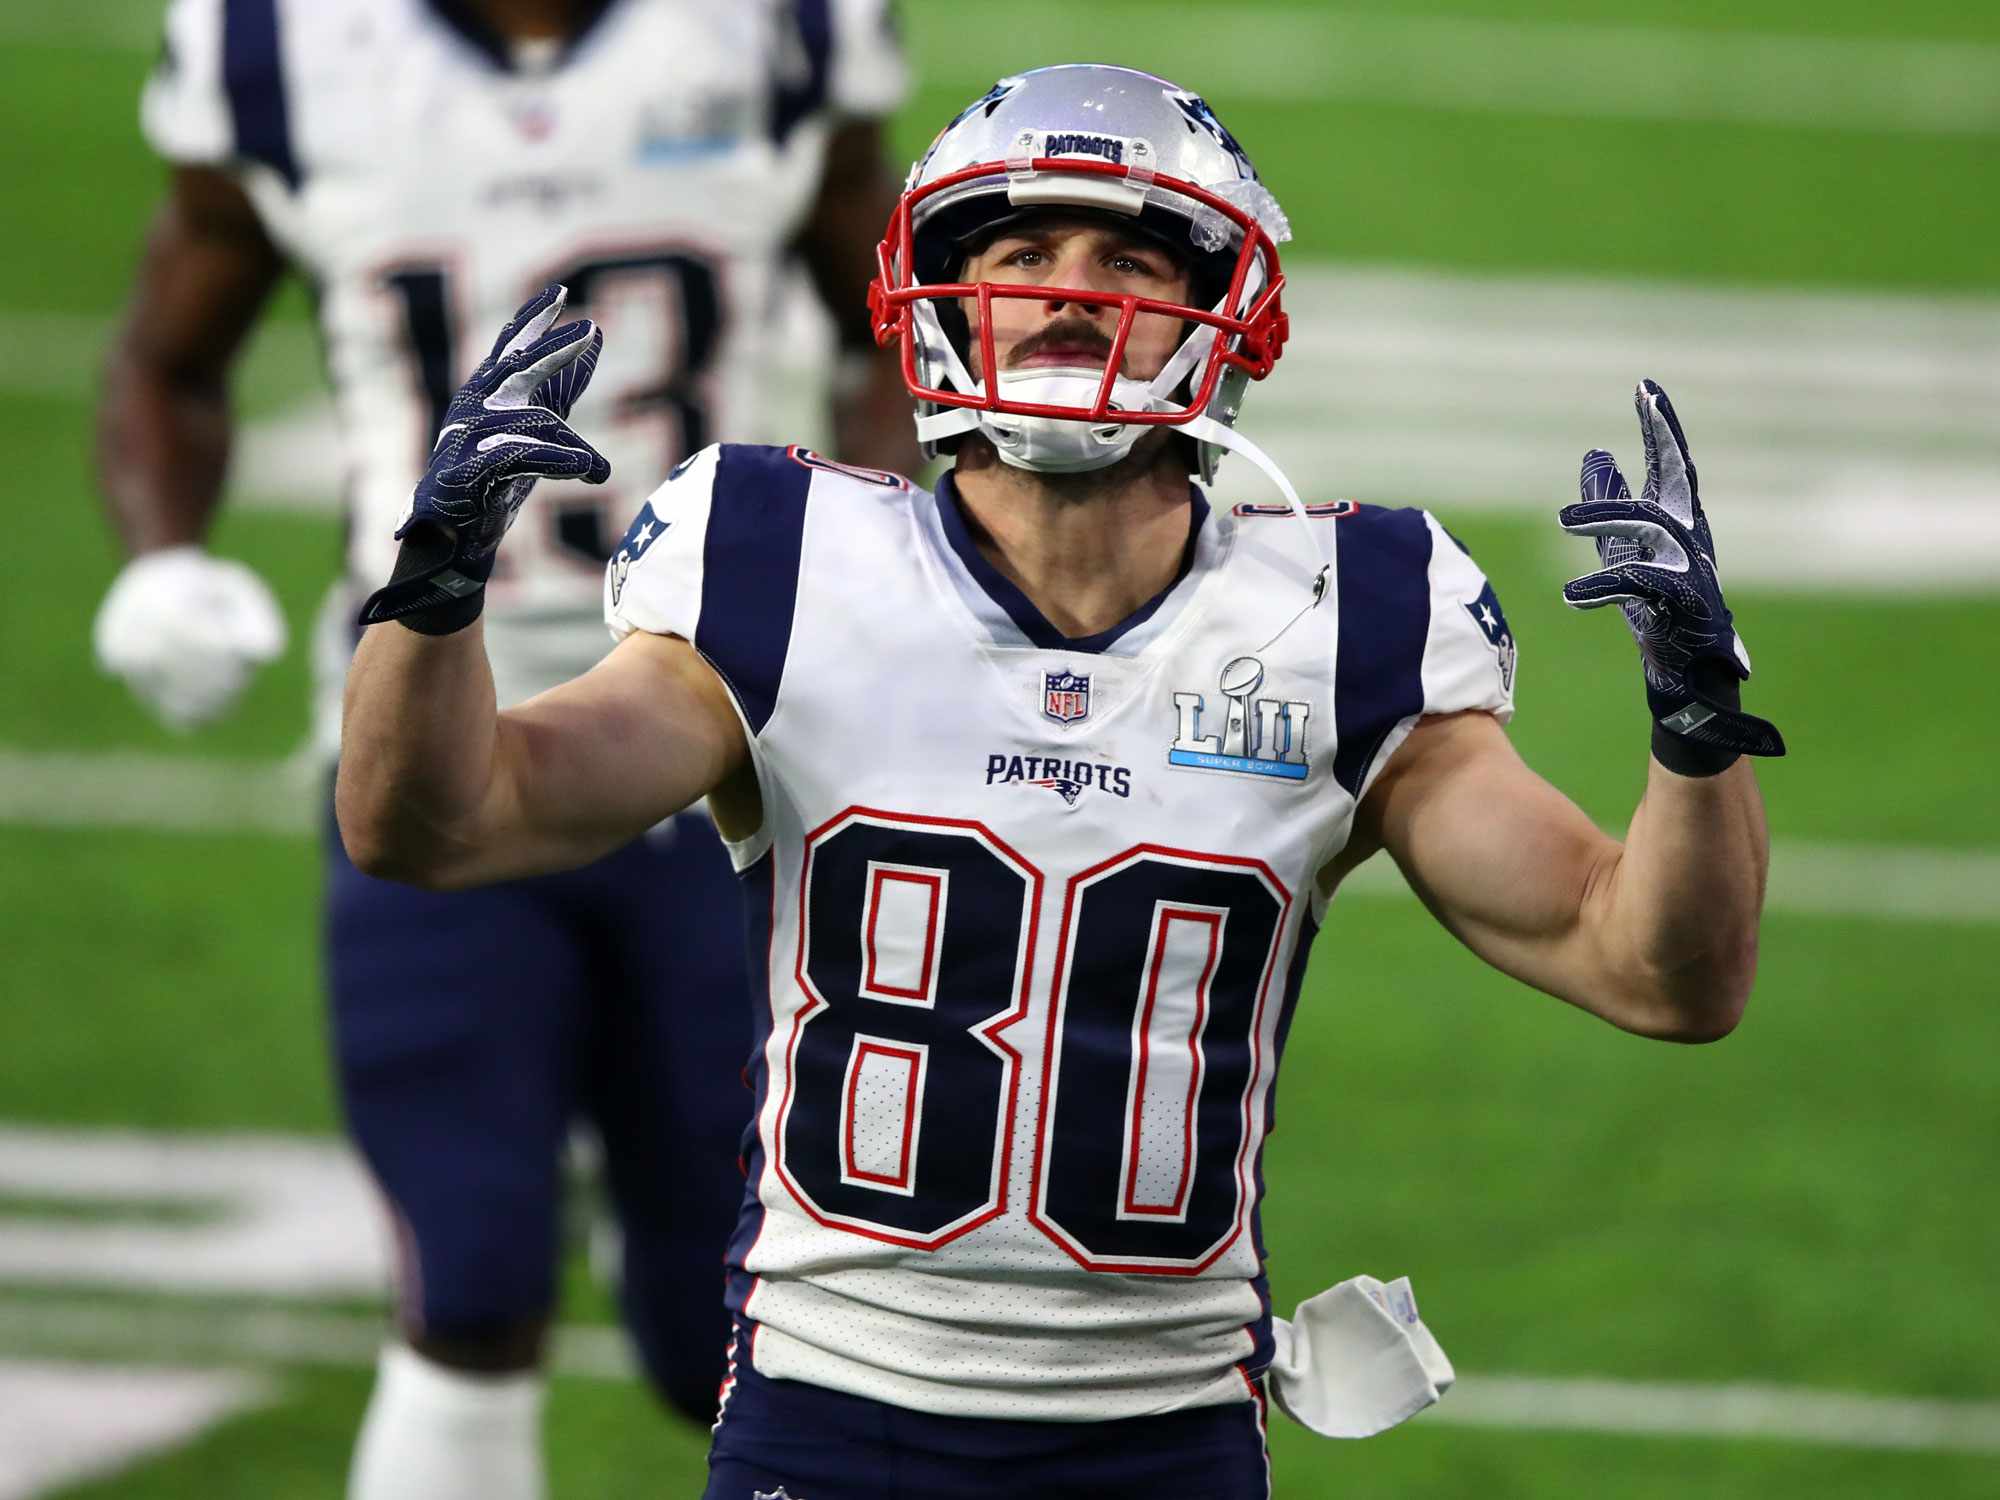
[[919, 368, 1156, 473], [911, 297, 1330, 601], [1181, 411, 1332, 597], [919, 396, 1331, 606]]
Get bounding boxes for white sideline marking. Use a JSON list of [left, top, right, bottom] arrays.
[[0, 747, 317, 836], [0, 1361, 272, 1500], [7, 745, 1995, 926], [911, 8, 2000, 137], [0, 7, 159, 51], [1336, 837, 2000, 927], [0, 1128, 390, 1298], [0, 1297, 633, 1383], [1261, 268, 2000, 591], [18, 265, 1998, 587], [124, 263, 1998, 591], [0, 311, 325, 411], [18, 1, 1999, 136], [1, 1297, 1995, 1458], [1432, 1372, 2000, 1457]]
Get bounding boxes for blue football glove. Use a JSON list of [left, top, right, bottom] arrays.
[[1559, 380, 1785, 773], [359, 285, 610, 633]]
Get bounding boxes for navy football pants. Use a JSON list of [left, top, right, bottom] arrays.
[[705, 1334, 1272, 1499], [325, 808, 753, 1423]]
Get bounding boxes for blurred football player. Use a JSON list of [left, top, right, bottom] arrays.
[[92, 2, 914, 1498], [336, 65, 1782, 1498]]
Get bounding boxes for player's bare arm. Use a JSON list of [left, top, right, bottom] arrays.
[[338, 622, 748, 890], [92, 166, 292, 729], [795, 118, 924, 474], [336, 286, 751, 889], [98, 165, 283, 552], [1347, 712, 1765, 1040], [1340, 382, 1781, 1040]]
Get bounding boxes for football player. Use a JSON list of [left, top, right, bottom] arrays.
[[336, 65, 1782, 1499], [92, 3, 914, 1499]]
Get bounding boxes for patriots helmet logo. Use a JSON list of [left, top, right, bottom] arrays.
[[1168, 91, 1256, 179], [1029, 775, 1087, 805], [607, 502, 667, 607], [1463, 580, 1516, 693]]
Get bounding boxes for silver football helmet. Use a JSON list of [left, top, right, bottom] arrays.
[[870, 65, 1294, 481]]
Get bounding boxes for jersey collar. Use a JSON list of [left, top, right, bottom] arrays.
[[932, 472, 1211, 656], [422, 0, 623, 72]]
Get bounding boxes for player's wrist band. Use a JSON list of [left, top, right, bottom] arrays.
[[1649, 667, 1743, 778], [358, 525, 488, 636], [395, 585, 485, 636]]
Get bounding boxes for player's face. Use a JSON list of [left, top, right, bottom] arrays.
[[959, 216, 1192, 385]]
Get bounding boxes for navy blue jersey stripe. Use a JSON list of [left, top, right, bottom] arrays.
[[1332, 505, 1434, 798], [770, 0, 833, 144], [1241, 909, 1318, 1377], [695, 445, 811, 736], [935, 474, 1210, 654], [220, 0, 299, 189], [725, 852, 776, 1318]]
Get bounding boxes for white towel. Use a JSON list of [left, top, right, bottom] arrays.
[[1265, 1275, 1456, 1438]]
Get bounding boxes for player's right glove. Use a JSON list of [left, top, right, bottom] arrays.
[[1559, 379, 1786, 775], [93, 547, 288, 730], [358, 284, 610, 634]]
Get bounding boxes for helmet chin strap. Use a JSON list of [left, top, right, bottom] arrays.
[[913, 289, 1233, 473], [1180, 411, 1333, 614], [919, 401, 1332, 621], [911, 296, 1331, 608], [987, 369, 1160, 472]]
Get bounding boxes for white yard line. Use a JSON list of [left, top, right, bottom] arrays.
[[16, 2, 1999, 135], [0, 7, 160, 51], [17, 263, 1999, 588], [106, 262, 2000, 589], [2, 744, 1996, 925], [0, 747, 319, 837], [1254, 268, 2000, 591], [1334, 836, 2000, 927], [0, 1295, 1993, 1457], [1431, 1372, 2000, 1456], [0, 1129, 391, 1299], [0, 1361, 273, 1500], [954, 9, 2000, 137], [0, 311, 324, 407], [0, 1297, 632, 1381]]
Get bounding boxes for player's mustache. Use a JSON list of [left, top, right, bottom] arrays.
[[1007, 319, 1119, 370]]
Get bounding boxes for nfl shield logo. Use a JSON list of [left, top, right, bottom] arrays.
[[1043, 669, 1091, 725]]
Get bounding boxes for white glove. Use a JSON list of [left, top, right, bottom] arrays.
[[93, 546, 288, 730], [1266, 1274, 1456, 1438]]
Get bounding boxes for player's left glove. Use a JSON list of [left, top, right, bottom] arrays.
[[1559, 379, 1785, 775], [359, 284, 610, 634]]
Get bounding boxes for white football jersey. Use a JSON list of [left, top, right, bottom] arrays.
[[141, 0, 904, 716], [605, 445, 1518, 1420]]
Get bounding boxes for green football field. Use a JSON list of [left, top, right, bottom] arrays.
[[2, 1, 1997, 1495]]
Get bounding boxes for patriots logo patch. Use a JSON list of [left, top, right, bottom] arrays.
[[608, 502, 667, 607], [1463, 581, 1516, 693], [985, 753, 1132, 803]]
